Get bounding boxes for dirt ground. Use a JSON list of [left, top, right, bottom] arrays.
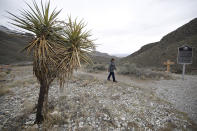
[[0, 66, 197, 130]]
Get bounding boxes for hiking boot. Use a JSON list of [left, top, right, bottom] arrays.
[[113, 80, 118, 82]]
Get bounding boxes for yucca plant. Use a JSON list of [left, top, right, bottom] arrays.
[[56, 17, 95, 87], [8, 0, 95, 123]]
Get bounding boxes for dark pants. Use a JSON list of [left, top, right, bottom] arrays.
[[107, 72, 116, 81]]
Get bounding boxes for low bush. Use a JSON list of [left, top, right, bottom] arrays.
[[85, 64, 107, 72], [118, 63, 140, 76], [0, 87, 10, 96], [118, 63, 172, 80]]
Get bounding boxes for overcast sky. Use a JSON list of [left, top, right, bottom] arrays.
[[0, 0, 197, 56]]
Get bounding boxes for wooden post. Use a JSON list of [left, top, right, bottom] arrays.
[[164, 60, 175, 72]]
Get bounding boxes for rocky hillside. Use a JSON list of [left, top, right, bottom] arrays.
[[90, 51, 118, 64], [0, 26, 33, 64], [122, 18, 197, 73]]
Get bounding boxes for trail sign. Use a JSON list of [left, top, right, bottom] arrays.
[[177, 45, 193, 64], [177, 45, 193, 80]]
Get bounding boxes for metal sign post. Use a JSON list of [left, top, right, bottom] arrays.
[[177, 45, 193, 80], [182, 64, 186, 80]]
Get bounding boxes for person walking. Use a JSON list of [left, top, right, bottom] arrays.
[[107, 58, 117, 82]]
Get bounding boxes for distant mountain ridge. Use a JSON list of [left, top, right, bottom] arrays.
[[122, 18, 197, 73], [90, 51, 119, 64], [91, 51, 113, 57]]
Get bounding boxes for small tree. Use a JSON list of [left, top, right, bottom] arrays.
[[8, 0, 94, 123]]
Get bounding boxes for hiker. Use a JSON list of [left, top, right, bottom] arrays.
[[107, 58, 117, 82]]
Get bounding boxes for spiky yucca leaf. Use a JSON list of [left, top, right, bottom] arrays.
[[8, 0, 64, 84], [56, 17, 95, 87]]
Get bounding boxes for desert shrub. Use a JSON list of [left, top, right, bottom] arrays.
[[141, 69, 172, 80], [93, 64, 106, 71], [118, 63, 141, 76], [85, 64, 107, 72], [118, 63, 172, 80], [0, 87, 10, 96], [0, 72, 7, 79]]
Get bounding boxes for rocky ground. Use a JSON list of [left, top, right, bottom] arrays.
[[0, 66, 197, 131], [150, 75, 197, 125], [81, 71, 197, 125]]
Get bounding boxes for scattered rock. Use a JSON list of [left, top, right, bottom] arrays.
[[0, 66, 197, 130]]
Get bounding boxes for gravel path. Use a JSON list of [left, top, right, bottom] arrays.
[[150, 75, 197, 124], [82, 71, 197, 124]]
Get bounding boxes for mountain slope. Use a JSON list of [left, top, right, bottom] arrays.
[[0, 26, 115, 65], [122, 18, 197, 73], [0, 27, 33, 64]]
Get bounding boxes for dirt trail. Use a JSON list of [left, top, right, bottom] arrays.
[[76, 71, 153, 87], [76, 71, 197, 124]]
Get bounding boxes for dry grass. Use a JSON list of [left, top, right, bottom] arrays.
[[0, 87, 10, 96], [0, 71, 11, 96], [0, 72, 7, 78], [0, 68, 37, 96], [6, 77, 37, 88]]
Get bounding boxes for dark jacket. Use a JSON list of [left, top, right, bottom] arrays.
[[108, 61, 116, 72]]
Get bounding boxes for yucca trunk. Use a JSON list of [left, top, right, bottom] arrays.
[[35, 80, 49, 123]]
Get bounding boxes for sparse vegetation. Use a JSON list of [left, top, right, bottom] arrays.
[[85, 64, 107, 72], [118, 63, 139, 75], [118, 63, 172, 80], [0, 72, 7, 79]]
